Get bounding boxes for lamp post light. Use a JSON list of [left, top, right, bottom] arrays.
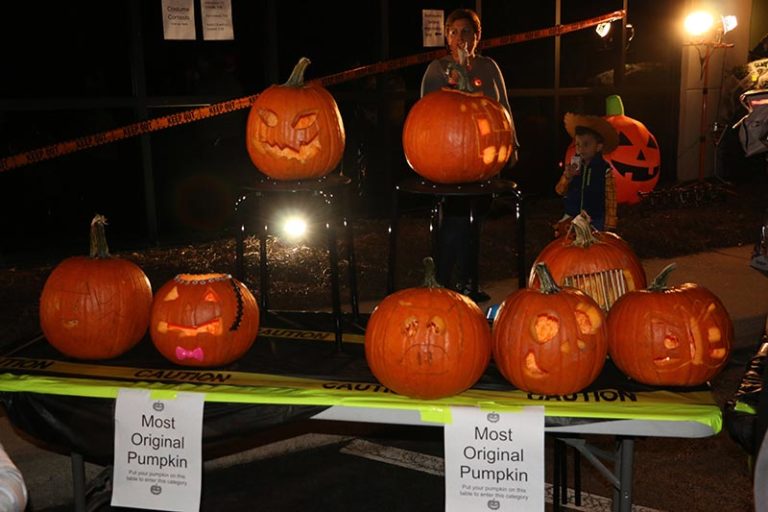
[[682, 9, 737, 181]]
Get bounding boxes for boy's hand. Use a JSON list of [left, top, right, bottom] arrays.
[[564, 163, 581, 178]]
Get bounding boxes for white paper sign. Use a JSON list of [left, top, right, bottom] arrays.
[[422, 9, 445, 47], [201, 0, 234, 41], [444, 406, 545, 511], [162, 0, 196, 41], [111, 389, 205, 511]]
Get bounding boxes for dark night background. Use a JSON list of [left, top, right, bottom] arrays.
[[0, 0, 753, 263]]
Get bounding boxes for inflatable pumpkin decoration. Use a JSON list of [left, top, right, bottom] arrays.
[[402, 63, 514, 184], [564, 95, 660, 204], [150, 273, 259, 367], [39, 214, 153, 360], [364, 257, 491, 399], [246, 57, 345, 180]]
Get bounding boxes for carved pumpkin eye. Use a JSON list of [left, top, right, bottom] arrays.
[[203, 291, 218, 302], [533, 314, 559, 343], [292, 111, 317, 129], [164, 286, 180, 301], [258, 108, 278, 127]]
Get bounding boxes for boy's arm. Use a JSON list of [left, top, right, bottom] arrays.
[[555, 173, 571, 196]]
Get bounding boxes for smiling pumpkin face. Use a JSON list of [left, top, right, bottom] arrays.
[[492, 264, 609, 395], [149, 274, 260, 367], [246, 57, 345, 181]]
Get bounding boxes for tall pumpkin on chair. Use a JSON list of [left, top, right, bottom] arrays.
[[402, 63, 514, 184], [246, 57, 346, 181], [150, 274, 260, 367]]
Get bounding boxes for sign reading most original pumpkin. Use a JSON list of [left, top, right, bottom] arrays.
[[246, 57, 345, 181]]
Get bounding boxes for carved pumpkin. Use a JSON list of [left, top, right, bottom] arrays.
[[563, 95, 660, 204], [150, 274, 260, 367], [607, 263, 732, 386], [402, 63, 514, 184], [246, 57, 345, 181], [39, 214, 153, 360], [364, 258, 491, 399], [492, 263, 608, 394], [530, 214, 647, 311]]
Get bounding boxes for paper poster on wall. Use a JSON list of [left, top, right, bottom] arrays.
[[162, 0, 196, 40], [423, 9, 444, 47], [201, 0, 234, 41], [111, 389, 205, 512], [444, 406, 545, 511]]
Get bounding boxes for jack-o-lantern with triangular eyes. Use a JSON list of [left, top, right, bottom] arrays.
[[563, 95, 660, 204], [149, 274, 260, 367], [402, 63, 514, 184], [607, 264, 732, 386], [364, 258, 491, 399], [246, 57, 345, 181], [493, 263, 608, 395]]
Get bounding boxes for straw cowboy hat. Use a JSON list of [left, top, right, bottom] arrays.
[[563, 112, 619, 153]]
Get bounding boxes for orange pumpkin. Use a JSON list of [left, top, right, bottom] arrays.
[[492, 263, 608, 394], [402, 63, 514, 184], [150, 273, 260, 367], [39, 214, 153, 360], [607, 263, 732, 386], [563, 95, 660, 204], [364, 258, 491, 399], [530, 213, 646, 311], [246, 57, 345, 181]]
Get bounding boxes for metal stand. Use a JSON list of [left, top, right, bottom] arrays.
[[233, 174, 359, 351], [386, 176, 526, 294]]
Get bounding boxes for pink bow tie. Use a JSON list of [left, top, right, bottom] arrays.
[[175, 346, 204, 362]]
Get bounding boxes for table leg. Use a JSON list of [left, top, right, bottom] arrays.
[[257, 198, 269, 311], [386, 189, 400, 294], [613, 437, 634, 512], [344, 216, 360, 320], [327, 218, 343, 352], [71, 452, 86, 512], [515, 191, 527, 289], [234, 193, 247, 282]]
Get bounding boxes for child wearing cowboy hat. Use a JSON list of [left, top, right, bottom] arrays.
[[554, 112, 619, 236]]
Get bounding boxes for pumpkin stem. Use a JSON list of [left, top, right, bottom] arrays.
[[605, 94, 625, 116], [648, 263, 677, 291], [570, 212, 600, 248], [422, 257, 442, 289], [446, 62, 475, 93], [534, 263, 561, 294], [89, 214, 111, 259], [284, 57, 311, 88]]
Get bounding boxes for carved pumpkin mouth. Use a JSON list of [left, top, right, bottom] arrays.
[[610, 160, 659, 181], [524, 352, 549, 378], [402, 343, 449, 373], [156, 317, 223, 337]]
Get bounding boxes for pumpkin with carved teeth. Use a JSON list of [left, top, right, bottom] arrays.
[[149, 274, 259, 367], [607, 264, 732, 386], [493, 263, 608, 395], [246, 57, 345, 180]]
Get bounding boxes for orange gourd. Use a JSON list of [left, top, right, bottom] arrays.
[[150, 273, 259, 367], [607, 263, 732, 386], [402, 63, 514, 184], [39, 214, 153, 359], [246, 57, 345, 180], [530, 214, 646, 311], [492, 263, 608, 394], [364, 258, 491, 399]]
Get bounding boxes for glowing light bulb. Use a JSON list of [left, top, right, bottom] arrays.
[[684, 11, 714, 37], [282, 216, 307, 239]]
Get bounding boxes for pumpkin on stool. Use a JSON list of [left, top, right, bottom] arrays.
[[402, 63, 514, 184], [607, 263, 732, 386], [364, 257, 491, 399], [492, 263, 608, 395], [150, 274, 259, 367], [39, 214, 153, 360], [246, 57, 345, 180]]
